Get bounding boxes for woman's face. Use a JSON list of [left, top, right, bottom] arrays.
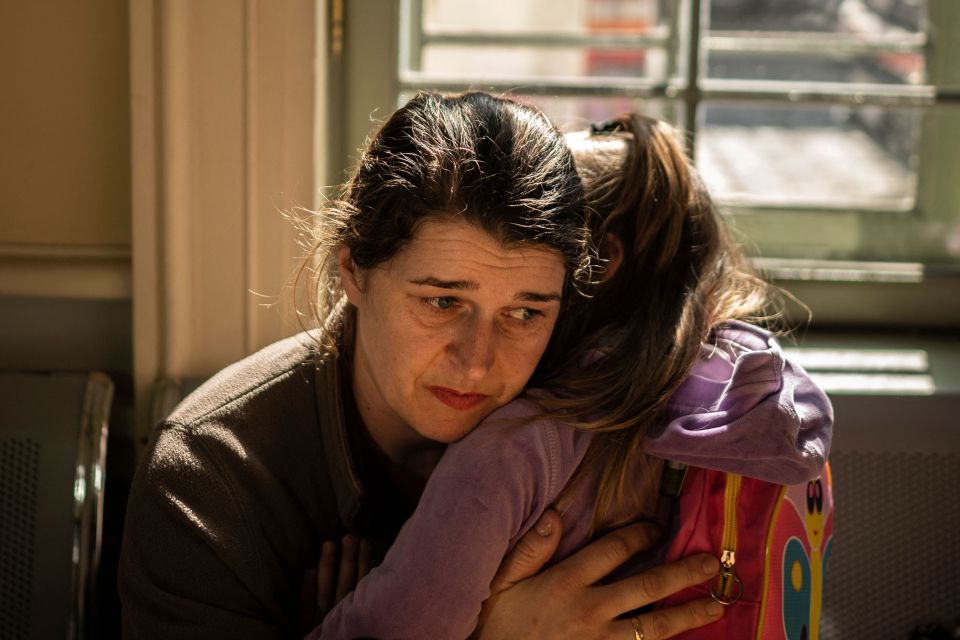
[[341, 217, 566, 460]]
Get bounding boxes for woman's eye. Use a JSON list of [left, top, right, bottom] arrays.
[[424, 296, 457, 311], [505, 308, 542, 322]]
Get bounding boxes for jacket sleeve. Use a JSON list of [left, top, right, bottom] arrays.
[[118, 424, 286, 639], [645, 321, 833, 485], [314, 400, 565, 640]]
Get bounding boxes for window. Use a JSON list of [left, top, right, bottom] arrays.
[[336, 0, 960, 328]]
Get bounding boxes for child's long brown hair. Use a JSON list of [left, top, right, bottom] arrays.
[[533, 114, 783, 533]]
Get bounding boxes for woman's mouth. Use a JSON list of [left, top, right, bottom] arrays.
[[428, 386, 489, 411]]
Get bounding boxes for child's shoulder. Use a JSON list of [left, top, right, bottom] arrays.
[[460, 395, 592, 449], [447, 395, 595, 496], [707, 320, 783, 369], [668, 321, 785, 411]]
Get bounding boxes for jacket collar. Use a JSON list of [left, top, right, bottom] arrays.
[[314, 353, 365, 528]]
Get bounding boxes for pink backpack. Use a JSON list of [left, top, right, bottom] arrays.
[[658, 464, 834, 639]]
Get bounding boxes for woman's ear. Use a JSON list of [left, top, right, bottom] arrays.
[[598, 232, 624, 283], [338, 246, 364, 305]]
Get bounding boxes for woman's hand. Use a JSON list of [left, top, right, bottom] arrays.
[[474, 510, 724, 640], [321, 535, 372, 615], [299, 535, 372, 634]]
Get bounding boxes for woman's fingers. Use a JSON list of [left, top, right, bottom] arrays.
[[335, 535, 359, 603], [476, 521, 723, 640], [621, 598, 724, 640], [595, 554, 720, 621], [488, 509, 562, 595], [560, 522, 662, 586], [316, 539, 338, 617], [314, 536, 371, 623]]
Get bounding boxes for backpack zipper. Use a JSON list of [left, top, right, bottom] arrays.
[[710, 472, 743, 605]]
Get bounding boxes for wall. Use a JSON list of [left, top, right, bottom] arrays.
[[0, 5, 134, 636], [0, 1, 132, 303], [0, 0, 131, 372], [0, 0, 133, 375]]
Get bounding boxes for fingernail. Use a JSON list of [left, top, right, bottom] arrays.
[[707, 601, 724, 617], [701, 556, 719, 575], [535, 515, 553, 537]]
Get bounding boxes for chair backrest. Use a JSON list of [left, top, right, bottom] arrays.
[[0, 372, 113, 640]]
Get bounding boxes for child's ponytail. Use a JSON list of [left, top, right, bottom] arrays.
[[537, 114, 782, 534]]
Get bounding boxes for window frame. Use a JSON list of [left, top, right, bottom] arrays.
[[336, 0, 960, 329]]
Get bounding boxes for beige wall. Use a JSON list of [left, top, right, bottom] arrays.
[[0, 1, 131, 248], [0, 0, 318, 444]]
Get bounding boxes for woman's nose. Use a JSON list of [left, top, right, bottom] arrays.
[[448, 318, 497, 380]]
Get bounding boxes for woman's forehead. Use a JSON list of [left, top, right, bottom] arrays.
[[409, 214, 567, 259], [409, 218, 564, 264]]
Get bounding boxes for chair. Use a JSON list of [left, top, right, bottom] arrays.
[[0, 372, 113, 639]]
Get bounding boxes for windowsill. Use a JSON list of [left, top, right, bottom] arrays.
[[786, 329, 960, 455], [767, 274, 960, 330]]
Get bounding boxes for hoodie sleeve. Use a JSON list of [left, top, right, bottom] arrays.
[[644, 321, 833, 485], [313, 399, 590, 640]]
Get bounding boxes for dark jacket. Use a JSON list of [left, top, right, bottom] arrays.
[[118, 333, 418, 638]]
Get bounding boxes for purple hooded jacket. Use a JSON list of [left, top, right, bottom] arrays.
[[315, 321, 833, 639]]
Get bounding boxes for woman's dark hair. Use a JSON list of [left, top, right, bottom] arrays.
[[298, 91, 591, 355], [537, 114, 784, 532]]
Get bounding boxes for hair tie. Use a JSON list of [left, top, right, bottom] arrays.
[[589, 119, 623, 135]]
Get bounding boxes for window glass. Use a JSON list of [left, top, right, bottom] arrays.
[[419, 44, 668, 81], [709, 0, 927, 33], [706, 0, 928, 85], [422, 0, 659, 35], [697, 103, 921, 211], [706, 50, 925, 85]]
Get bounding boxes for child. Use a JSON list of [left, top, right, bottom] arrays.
[[313, 114, 833, 640]]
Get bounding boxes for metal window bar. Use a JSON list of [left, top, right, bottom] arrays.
[[417, 29, 671, 49], [396, 72, 940, 107], [681, 0, 702, 155], [409, 20, 927, 56], [399, 0, 424, 74], [705, 30, 928, 57], [662, 0, 680, 81]]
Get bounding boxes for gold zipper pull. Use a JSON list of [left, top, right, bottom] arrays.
[[720, 548, 736, 570], [710, 548, 743, 605]]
